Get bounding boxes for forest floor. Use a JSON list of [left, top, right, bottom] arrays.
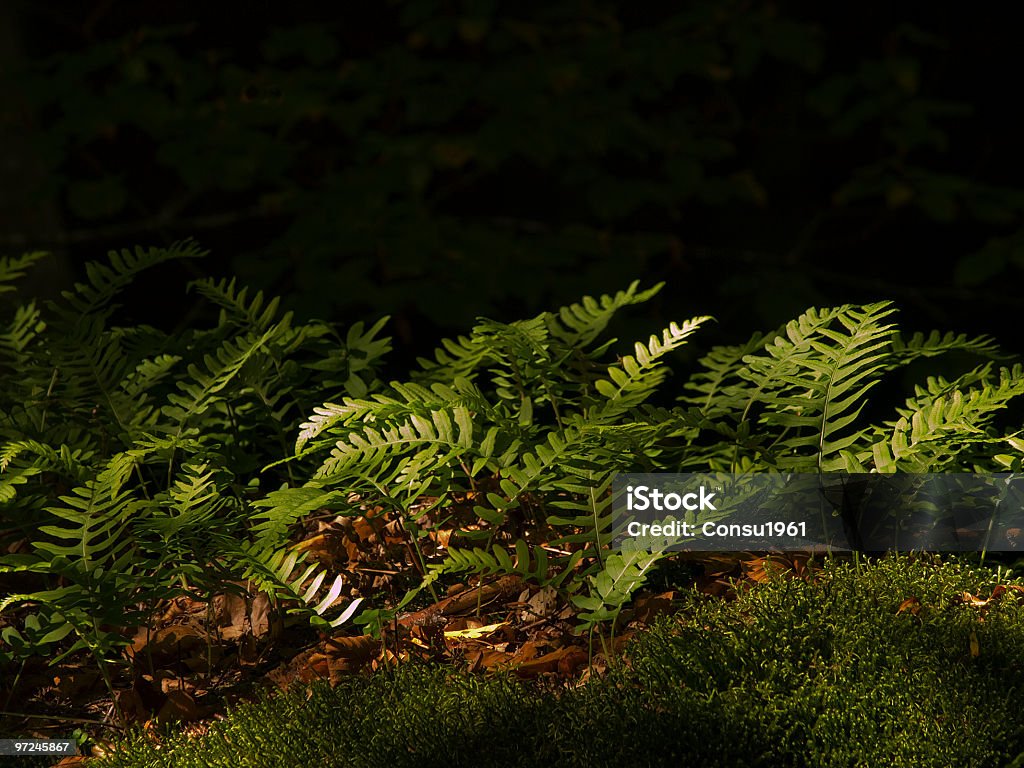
[[0, 540, 804, 764], [6, 499, 1024, 767]]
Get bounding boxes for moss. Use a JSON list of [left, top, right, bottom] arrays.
[[91, 555, 1024, 768]]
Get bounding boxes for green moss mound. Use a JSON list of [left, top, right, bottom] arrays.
[[79, 555, 1024, 768]]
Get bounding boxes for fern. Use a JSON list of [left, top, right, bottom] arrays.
[[419, 542, 583, 595], [680, 327, 778, 416], [887, 329, 1005, 366], [55, 241, 205, 319], [754, 302, 898, 470], [864, 363, 1024, 473], [4, 242, 1024, 672], [0, 243, 383, 688], [188, 276, 283, 331], [571, 540, 665, 630], [238, 543, 363, 629], [273, 284, 710, 635], [0, 252, 48, 293], [588, 316, 710, 422]]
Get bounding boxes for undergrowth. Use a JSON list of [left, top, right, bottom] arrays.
[[67, 555, 1024, 768], [2, 243, 1024, 748]]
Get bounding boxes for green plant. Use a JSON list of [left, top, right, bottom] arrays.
[[90, 556, 1024, 768], [0, 245, 382, 706], [256, 281, 712, 636], [262, 288, 1022, 639], [5, 242, 1023, 682]]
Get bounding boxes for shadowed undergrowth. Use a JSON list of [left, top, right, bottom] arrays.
[[64, 555, 1024, 768]]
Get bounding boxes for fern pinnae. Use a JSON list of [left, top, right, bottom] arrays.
[[808, 303, 899, 471], [55, 241, 206, 320], [0, 252, 48, 293], [546, 280, 664, 348]]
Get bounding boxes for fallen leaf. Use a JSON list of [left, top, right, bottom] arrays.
[[157, 689, 210, 724], [114, 688, 148, 724], [961, 591, 989, 608], [444, 622, 508, 639], [557, 647, 589, 676], [631, 591, 676, 624], [474, 648, 516, 671], [214, 591, 275, 641], [897, 597, 920, 616], [519, 586, 558, 623], [130, 624, 206, 665], [510, 647, 574, 677], [54, 757, 87, 767]]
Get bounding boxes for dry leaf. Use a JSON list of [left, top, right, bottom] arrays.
[[444, 622, 508, 639], [631, 591, 676, 624], [896, 597, 920, 616], [510, 647, 574, 677], [519, 586, 558, 623], [54, 757, 88, 767], [157, 689, 210, 724], [961, 591, 990, 608], [114, 688, 148, 723], [557, 647, 589, 676]]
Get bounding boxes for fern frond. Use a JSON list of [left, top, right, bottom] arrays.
[[887, 330, 1004, 366], [0, 252, 47, 294], [250, 486, 350, 547], [121, 354, 182, 399], [572, 540, 665, 630], [140, 462, 230, 537], [162, 324, 286, 428], [314, 406, 475, 491], [679, 327, 778, 415], [589, 316, 711, 422], [761, 302, 898, 469], [303, 317, 392, 398], [188, 277, 282, 331], [418, 541, 583, 596], [866, 363, 1024, 472], [238, 543, 362, 629], [34, 478, 150, 571], [721, 303, 897, 470], [295, 377, 490, 453], [0, 302, 45, 360], [415, 315, 553, 384], [546, 280, 664, 348], [56, 241, 205, 318]]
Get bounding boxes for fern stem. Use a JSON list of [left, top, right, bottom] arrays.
[[38, 367, 59, 432], [587, 471, 604, 569], [1, 660, 26, 717], [86, 630, 126, 730]]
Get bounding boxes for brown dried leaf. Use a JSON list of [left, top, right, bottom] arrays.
[[322, 634, 382, 671], [114, 688, 148, 724], [557, 647, 589, 676], [519, 586, 558, 623], [631, 591, 676, 625], [961, 591, 990, 608], [157, 689, 210, 724], [897, 597, 921, 616], [130, 624, 207, 665], [510, 647, 573, 677]]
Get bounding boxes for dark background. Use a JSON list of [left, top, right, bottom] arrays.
[[2, 0, 1023, 372]]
